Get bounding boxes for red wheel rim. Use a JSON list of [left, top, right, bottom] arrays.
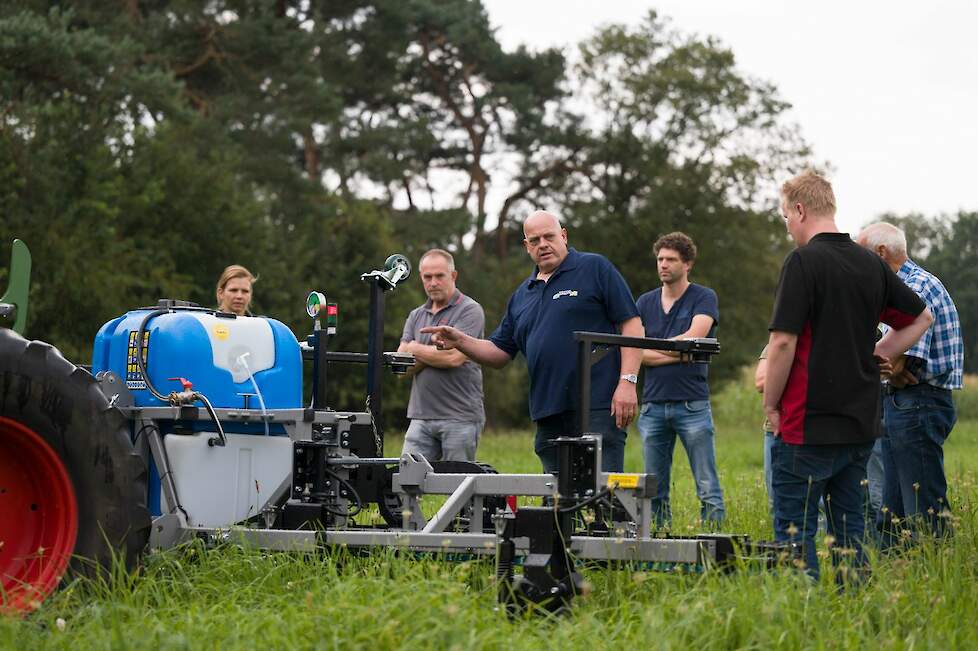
[[0, 416, 78, 614]]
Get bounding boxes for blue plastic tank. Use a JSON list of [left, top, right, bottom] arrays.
[[92, 309, 302, 410]]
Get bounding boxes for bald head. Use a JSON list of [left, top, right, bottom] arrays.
[[523, 210, 569, 275], [523, 210, 562, 233], [857, 222, 908, 272]]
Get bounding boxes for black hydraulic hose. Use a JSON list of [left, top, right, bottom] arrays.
[[135, 308, 170, 402], [195, 392, 228, 447], [321, 469, 363, 518], [135, 307, 228, 447], [557, 484, 616, 515]]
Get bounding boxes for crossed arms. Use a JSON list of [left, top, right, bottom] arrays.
[[641, 314, 716, 367]]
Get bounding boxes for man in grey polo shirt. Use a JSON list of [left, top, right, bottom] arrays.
[[398, 249, 486, 461]]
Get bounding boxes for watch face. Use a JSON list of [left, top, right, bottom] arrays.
[[621, 374, 638, 383]]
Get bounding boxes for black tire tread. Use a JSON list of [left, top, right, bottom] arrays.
[[0, 328, 150, 579]]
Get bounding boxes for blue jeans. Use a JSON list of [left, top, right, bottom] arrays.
[[403, 419, 484, 462], [534, 409, 626, 473], [764, 430, 775, 512], [638, 400, 725, 526], [767, 430, 835, 533], [867, 438, 885, 524], [880, 383, 956, 542], [771, 439, 873, 580]]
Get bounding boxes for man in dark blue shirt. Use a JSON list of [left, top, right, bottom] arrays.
[[422, 210, 643, 472], [636, 232, 725, 526]]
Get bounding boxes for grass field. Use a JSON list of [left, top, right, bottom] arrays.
[[3, 377, 978, 649]]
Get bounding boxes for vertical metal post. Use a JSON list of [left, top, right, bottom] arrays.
[[312, 329, 329, 410], [576, 337, 592, 436], [555, 440, 577, 541], [366, 279, 386, 442]]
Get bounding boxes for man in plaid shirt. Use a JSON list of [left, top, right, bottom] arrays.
[[859, 222, 964, 541]]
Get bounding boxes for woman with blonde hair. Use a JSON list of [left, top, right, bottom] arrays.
[[215, 265, 256, 316]]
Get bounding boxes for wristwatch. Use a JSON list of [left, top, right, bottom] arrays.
[[620, 373, 638, 384]]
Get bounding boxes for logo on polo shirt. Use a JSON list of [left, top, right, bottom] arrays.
[[552, 290, 579, 300]]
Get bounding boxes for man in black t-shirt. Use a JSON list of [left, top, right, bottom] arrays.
[[763, 171, 932, 580]]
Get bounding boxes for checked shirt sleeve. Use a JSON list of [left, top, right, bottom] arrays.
[[901, 271, 934, 361], [897, 262, 964, 389]]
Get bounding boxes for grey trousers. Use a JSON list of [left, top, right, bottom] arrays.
[[402, 418, 484, 462]]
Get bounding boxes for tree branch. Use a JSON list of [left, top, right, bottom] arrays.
[[495, 149, 582, 256]]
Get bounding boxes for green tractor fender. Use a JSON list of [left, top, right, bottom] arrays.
[[0, 239, 31, 335]]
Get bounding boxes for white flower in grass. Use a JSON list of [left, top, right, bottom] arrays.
[[55, 618, 66, 632]]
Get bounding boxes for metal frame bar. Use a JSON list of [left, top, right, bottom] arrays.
[[574, 332, 719, 435], [171, 525, 715, 565]]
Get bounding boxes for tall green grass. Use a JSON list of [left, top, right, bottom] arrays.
[[3, 375, 978, 650]]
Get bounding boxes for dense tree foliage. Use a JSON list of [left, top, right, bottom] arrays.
[[2, 2, 838, 430]]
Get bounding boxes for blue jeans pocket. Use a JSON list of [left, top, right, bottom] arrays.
[[684, 400, 710, 413], [890, 392, 920, 411], [886, 394, 925, 443], [780, 446, 833, 481]]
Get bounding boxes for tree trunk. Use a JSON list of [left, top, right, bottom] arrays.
[[303, 127, 320, 182]]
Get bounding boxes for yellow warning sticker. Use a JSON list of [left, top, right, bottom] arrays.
[[607, 473, 641, 489], [213, 324, 230, 341]]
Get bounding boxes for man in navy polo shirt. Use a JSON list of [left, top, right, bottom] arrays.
[[764, 170, 932, 580], [636, 232, 725, 527], [422, 210, 643, 472]]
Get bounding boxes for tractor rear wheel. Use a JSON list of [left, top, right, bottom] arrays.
[[0, 329, 149, 614]]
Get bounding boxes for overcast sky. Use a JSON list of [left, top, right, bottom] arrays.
[[483, 0, 978, 236]]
